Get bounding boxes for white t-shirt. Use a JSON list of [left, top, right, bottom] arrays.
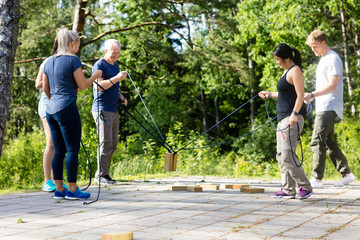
[[315, 50, 343, 119]]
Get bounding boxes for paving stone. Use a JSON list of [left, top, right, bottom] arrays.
[[187, 185, 203, 192], [200, 183, 220, 191], [0, 177, 359, 240]]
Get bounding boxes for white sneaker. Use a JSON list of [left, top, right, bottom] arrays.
[[334, 173, 356, 187], [94, 175, 116, 185], [310, 177, 323, 188]]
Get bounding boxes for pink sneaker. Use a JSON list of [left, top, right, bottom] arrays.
[[271, 190, 295, 199], [299, 187, 313, 200]]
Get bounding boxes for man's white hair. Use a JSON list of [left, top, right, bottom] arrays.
[[104, 39, 121, 50]]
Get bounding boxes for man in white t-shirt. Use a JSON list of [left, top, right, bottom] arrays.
[[304, 30, 355, 188]]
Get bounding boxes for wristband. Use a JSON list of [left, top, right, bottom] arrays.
[[310, 92, 315, 99], [267, 91, 271, 98], [292, 110, 299, 116]]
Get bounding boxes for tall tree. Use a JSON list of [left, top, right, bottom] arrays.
[[0, 0, 20, 157]]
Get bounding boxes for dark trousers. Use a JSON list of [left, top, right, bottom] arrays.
[[46, 101, 81, 182], [311, 111, 350, 180]]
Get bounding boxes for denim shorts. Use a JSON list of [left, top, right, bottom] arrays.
[[38, 92, 49, 119]]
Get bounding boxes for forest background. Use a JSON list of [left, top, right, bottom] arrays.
[[1, 0, 360, 191]]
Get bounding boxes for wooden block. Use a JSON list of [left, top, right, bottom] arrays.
[[233, 184, 250, 189], [164, 152, 178, 171], [242, 187, 265, 193], [167, 185, 187, 191], [200, 184, 220, 190], [225, 184, 233, 189], [102, 231, 133, 240], [187, 185, 202, 192]]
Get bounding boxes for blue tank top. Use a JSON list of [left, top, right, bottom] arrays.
[[276, 65, 305, 121], [44, 55, 83, 114]]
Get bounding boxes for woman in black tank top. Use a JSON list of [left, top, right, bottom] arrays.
[[258, 44, 313, 200], [259, 43, 305, 121]]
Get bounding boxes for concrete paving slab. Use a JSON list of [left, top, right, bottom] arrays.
[[0, 176, 359, 240]]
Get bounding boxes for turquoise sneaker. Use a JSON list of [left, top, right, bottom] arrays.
[[65, 187, 90, 200], [42, 179, 56, 192]]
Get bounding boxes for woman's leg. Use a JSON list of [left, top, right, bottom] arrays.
[[55, 102, 81, 192], [41, 117, 54, 182], [46, 112, 66, 191]]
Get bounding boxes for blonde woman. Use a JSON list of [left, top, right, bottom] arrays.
[[43, 28, 102, 200]]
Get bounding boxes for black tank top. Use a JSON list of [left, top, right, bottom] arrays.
[[276, 65, 306, 121]]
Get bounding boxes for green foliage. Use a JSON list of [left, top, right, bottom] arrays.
[[3, 0, 360, 191], [0, 130, 45, 189], [2, 116, 360, 189]]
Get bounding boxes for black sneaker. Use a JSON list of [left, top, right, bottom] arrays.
[[94, 175, 116, 185]]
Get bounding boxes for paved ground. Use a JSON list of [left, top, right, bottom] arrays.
[[0, 176, 359, 240]]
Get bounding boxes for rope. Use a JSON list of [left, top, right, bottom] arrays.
[[175, 94, 259, 153], [264, 97, 290, 132], [264, 97, 304, 167], [119, 103, 172, 152], [114, 75, 174, 152], [92, 80, 173, 153], [80, 139, 92, 191], [84, 78, 101, 205], [289, 123, 303, 167], [178, 116, 277, 151], [126, 72, 168, 148]]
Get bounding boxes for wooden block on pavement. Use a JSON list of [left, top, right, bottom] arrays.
[[200, 184, 220, 190], [233, 184, 250, 190], [224, 184, 234, 189], [164, 152, 178, 171], [242, 187, 265, 193], [102, 231, 133, 240], [187, 185, 203, 192], [167, 185, 187, 191]]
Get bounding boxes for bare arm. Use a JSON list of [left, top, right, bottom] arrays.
[[289, 67, 304, 125], [35, 65, 44, 89], [258, 91, 278, 99], [74, 67, 102, 90], [304, 75, 340, 103], [42, 73, 50, 99]]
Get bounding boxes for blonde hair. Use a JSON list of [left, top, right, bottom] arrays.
[[104, 39, 121, 51], [56, 28, 80, 56], [306, 30, 327, 45]]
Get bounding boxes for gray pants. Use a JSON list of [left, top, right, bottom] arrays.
[[277, 115, 312, 195], [92, 111, 119, 178], [311, 111, 350, 180]]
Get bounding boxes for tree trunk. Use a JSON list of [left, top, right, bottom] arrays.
[[354, 23, 360, 116], [200, 89, 208, 135], [73, 0, 88, 56], [214, 96, 220, 138], [356, 32, 360, 73], [0, 0, 20, 157], [247, 42, 256, 129], [340, 6, 355, 114]]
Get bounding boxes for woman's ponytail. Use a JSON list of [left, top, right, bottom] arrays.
[[292, 48, 302, 70]]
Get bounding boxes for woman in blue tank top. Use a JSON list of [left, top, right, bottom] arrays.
[[43, 28, 102, 200], [259, 43, 313, 200]]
